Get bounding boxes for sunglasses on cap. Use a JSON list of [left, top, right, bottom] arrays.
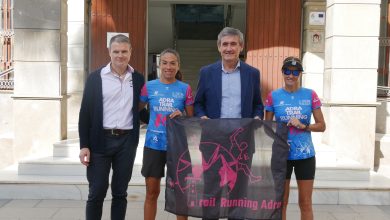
[[283, 69, 301, 76]]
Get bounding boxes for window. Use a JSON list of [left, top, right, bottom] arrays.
[[174, 4, 224, 40], [0, 0, 14, 91]]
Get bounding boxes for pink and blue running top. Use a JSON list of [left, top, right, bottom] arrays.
[[265, 88, 322, 160], [140, 79, 194, 151]]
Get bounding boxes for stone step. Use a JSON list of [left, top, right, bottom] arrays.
[[179, 50, 217, 55], [13, 132, 372, 204], [17, 155, 369, 182], [18, 153, 145, 177], [176, 39, 220, 92], [180, 59, 219, 66], [52, 138, 79, 157], [53, 129, 147, 158], [36, 137, 369, 181], [375, 133, 390, 180], [176, 39, 220, 91], [18, 157, 85, 176], [375, 164, 390, 180], [178, 48, 218, 53], [67, 123, 79, 139], [0, 169, 389, 205]]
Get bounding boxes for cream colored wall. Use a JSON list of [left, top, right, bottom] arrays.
[[1, 0, 385, 173], [11, 0, 67, 160], [67, 0, 87, 138], [0, 0, 86, 167], [0, 92, 14, 169], [323, 0, 381, 168], [0, 93, 13, 135]]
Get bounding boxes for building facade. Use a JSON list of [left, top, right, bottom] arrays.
[[0, 0, 388, 180]]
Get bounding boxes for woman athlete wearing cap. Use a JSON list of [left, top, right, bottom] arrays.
[[264, 56, 326, 220]]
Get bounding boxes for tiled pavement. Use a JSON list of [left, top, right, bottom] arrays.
[[1, 197, 390, 220]]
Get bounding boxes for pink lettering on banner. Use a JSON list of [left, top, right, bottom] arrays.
[[260, 200, 282, 209], [220, 198, 258, 210], [199, 197, 216, 207], [190, 197, 282, 211]]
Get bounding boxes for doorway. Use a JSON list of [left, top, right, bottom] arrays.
[[147, 1, 247, 91]]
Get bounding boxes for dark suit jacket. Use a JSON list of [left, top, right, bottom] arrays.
[[78, 67, 145, 153], [194, 60, 264, 119]]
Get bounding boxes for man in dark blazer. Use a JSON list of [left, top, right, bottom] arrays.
[[78, 34, 145, 220], [194, 27, 264, 220], [194, 28, 263, 120]]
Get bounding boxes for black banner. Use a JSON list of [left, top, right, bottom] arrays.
[[165, 118, 289, 219]]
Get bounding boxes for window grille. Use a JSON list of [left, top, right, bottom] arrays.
[[0, 0, 13, 91]]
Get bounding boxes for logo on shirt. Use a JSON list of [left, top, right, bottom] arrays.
[[274, 100, 287, 107], [152, 135, 158, 143], [172, 92, 184, 99], [299, 100, 310, 105], [127, 77, 133, 86], [155, 114, 167, 127], [153, 97, 176, 112], [280, 106, 308, 121], [154, 91, 159, 96]]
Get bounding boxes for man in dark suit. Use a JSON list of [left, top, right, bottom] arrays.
[[194, 27, 264, 220], [78, 34, 145, 220], [194, 27, 263, 120]]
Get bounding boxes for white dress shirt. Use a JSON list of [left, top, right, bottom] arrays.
[[101, 63, 134, 129]]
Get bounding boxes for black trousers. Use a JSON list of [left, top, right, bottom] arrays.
[[86, 131, 138, 220]]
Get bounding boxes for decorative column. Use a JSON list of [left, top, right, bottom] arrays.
[[12, 0, 67, 158], [67, 0, 87, 138], [323, 0, 380, 168]]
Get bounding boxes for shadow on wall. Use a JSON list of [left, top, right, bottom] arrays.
[[375, 100, 390, 171]]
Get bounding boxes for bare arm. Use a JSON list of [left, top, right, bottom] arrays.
[[306, 108, 326, 132], [185, 105, 194, 117], [169, 105, 194, 119], [287, 108, 326, 132], [139, 101, 147, 111], [265, 111, 274, 121]]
